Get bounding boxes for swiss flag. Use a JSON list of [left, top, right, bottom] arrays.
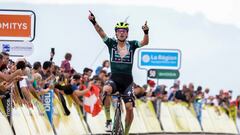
[[83, 85, 102, 117]]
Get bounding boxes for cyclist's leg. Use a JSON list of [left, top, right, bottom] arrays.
[[103, 84, 112, 121], [122, 83, 135, 135], [124, 102, 134, 135], [102, 80, 117, 131]]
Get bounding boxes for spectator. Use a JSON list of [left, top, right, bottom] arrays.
[[95, 60, 110, 75], [186, 83, 195, 103], [0, 52, 10, 72], [101, 60, 110, 73], [168, 82, 179, 101], [32, 61, 41, 74], [175, 84, 188, 102], [146, 79, 156, 92], [219, 90, 230, 113], [204, 88, 210, 103], [207, 96, 218, 106], [236, 95, 240, 133], [39, 61, 53, 81], [16, 60, 32, 106], [61, 52, 72, 75], [194, 90, 204, 128], [236, 96, 240, 117], [83, 67, 93, 78]]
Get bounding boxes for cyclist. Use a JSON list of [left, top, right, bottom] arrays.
[[88, 11, 149, 135]]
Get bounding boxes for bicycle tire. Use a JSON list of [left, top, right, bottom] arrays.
[[112, 107, 124, 135]]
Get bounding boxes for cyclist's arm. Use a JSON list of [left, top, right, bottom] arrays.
[[140, 34, 149, 46], [93, 23, 107, 39], [140, 21, 149, 46], [88, 11, 107, 39]]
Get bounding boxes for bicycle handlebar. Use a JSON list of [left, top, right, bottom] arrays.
[[104, 92, 130, 98]]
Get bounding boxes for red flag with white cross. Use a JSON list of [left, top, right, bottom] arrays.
[[83, 85, 102, 117]]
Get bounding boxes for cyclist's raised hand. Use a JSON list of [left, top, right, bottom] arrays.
[[88, 10, 107, 39], [88, 10, 96, 25], [142, 21, 149, 35], [140, 21, 149, 46]]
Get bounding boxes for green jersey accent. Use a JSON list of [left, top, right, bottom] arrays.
[[103, 36, 141, 75]]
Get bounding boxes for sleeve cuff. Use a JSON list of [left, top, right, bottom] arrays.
[[137, 41, 142, 47], [102, 36, 108, 42]]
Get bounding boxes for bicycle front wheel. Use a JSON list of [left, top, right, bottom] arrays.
[[112, 108, 124, 135]]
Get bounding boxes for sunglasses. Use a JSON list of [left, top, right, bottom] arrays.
[[116, 29, 128, 33]]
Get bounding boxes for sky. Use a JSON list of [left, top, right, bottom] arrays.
[[0, 0, 240, 98]]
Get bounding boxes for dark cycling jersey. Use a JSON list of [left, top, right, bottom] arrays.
[[103, 36, 141, 75], [103, 36, 142, 105]]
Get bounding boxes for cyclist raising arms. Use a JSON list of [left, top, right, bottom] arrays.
[[88, 11, 149, 135]]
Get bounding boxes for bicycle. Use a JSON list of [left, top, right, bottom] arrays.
[[110, 93, 128, 135]]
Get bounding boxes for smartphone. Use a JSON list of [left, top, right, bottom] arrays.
[[51, 48, 55, 55]]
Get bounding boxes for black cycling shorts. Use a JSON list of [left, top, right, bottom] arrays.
[[105, 73, 135, 105]]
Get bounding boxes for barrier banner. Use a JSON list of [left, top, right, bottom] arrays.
[[21, 105, 42, 134], [181, 102, 202, 132], [180, 102, 202, 132], [0, 109, 13, 135], [43, 90, 54, 125], [229, 105, 237, 123], [129, 107, 148, 134], [237, 117, 240, 134], [168, 102, 190, 132], [218, 107, 238, 134], [75, 103, 89, 133], [86, 109, 107, 134], [208, 106, 227, 133], [0, 99, 6, 115], [2, 93, 239, 135], [1, 92, 12, 123], [201, 105, 216, 132], [31, 96, 54, 135], [160, 102, 177, 132], [12, 104, 31, 135], [53, 94, 68, 135], [136, 100, 162, 133], [202, 105, 238, 134], [60, 95, 89, 135]]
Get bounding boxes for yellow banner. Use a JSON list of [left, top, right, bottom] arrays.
[[136, 100, 162, 133], [31, 94, 54, 134], [59, 95, 89, 135], [201, 105, 216, 132], [12, 104, 31, 135], [0, 108, 13, 135], [0, 99, 5, 116], [168, 102, 190, 132], [202, 105, 238, 134], [160, 102, 177, 132], [229, 105, 237, 123], [180, 103, 202, 132]]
